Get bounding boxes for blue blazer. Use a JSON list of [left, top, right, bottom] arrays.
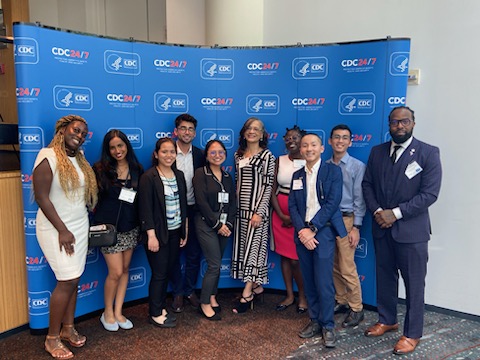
[[362, 137, 442, 243], [288, 161, 347, 243]]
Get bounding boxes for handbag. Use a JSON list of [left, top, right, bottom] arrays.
[[88, 224, 117, 247], [88, 200, 123, 247]]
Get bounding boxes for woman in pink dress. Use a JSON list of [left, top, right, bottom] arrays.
[[271, 126, 308, 313]]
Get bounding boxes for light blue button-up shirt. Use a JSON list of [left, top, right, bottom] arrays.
[[327, 152, 366, 226]]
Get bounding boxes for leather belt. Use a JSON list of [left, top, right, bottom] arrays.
[[342, 211, 354, 218]]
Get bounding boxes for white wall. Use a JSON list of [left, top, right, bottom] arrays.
[[205, 0, 263, 46], [28, 0, 167, 42], [166, 0, 205, 45]]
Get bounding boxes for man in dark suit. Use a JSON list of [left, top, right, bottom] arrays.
[[169, 114, 206, 312], [362, 106, 442, 355], [289, 133, 347, 348]]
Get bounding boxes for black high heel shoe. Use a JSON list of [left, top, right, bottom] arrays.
[[232, 293, 254, 314], [252, 284, 265, 304]]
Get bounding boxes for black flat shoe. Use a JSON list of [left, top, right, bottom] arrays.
[[212, 305, 222, 314], [199, 307, 221, 321], [275, 300, 295, 311], [296, 306, 308, 314], [149, 316, 176, 328]]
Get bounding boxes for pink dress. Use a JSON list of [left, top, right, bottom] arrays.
[[271, 155, 303, 260]]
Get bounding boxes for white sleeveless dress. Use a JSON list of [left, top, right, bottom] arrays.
[[34, 148, 89, 281]]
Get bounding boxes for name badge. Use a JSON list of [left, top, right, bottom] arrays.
[[119, 188, 136, 203], [238, 158, 250, 169], [218, 192, 229, 203], [219, 213, 227, 224], [405, 161, 423, 179], [292, 179, 303, 190], [293, 159, 306, 168]]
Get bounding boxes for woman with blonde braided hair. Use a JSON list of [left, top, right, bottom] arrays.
[[33, 114, 97, 359]]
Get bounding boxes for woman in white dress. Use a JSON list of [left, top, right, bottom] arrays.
[[33, 115, 98, 359]]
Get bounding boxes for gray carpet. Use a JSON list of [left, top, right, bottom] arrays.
[[290, 304, 480, 359]]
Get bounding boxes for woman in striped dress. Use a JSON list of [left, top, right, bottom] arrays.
[[231, 117, 275, 313]]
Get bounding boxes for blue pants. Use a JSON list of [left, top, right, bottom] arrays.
[[296, 226, 336, 329]]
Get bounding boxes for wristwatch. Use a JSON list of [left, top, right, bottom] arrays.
[[353, 224, 361, 230], [307, 221, 318, 233]]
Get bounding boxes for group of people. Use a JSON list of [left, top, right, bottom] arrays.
[[33, 106, 441, 359]]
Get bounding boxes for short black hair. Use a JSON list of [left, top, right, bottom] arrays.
[[330, 124, 352, 138], [389, 106, 415, 122], [175, 113, 198, 129]]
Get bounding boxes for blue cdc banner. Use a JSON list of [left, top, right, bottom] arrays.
[[13, 23, 410, 329]]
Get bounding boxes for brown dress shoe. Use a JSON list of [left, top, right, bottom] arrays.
[[364, 322, 399, 337], [171, 295, 184, 313], [393, 336, 419, 355], [185, 292, 200, 308]]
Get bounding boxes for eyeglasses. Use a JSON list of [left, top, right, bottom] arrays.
[[389, 118, 413, 127], [178, 126, 195, 133], [332, 135, 351, 141], [284, 135, 300, 142], [246, 126, 262, 133], [209, 150, 226, 157]]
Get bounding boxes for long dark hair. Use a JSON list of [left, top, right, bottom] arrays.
[[237, 117, 269, 157], [93, 129, 142, 191]]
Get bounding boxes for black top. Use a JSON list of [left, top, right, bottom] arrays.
[[93, 167, 143, 233], [193, 165, 236, 232], [138, 167, 188, 246]]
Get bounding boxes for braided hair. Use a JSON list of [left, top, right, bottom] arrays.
[[48, 114, 98, 210]]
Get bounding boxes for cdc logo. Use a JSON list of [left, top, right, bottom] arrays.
[[53, 85, 93, 111], [28, 291, 51, 315], [154, 92, 189, 114], [246, 94, 280, 115], [292, 57, 328, 79], [355, 238, 368, 259], [24, 211, 37, 235], [200, 128, 234, 149], [18, 126, 44, 152], [14, 37, 39, 64], [389, 52, 409, 76], [108, 127, 143, 149], [104, 50, 141, 75], [127, 267, 146, 290], [201, 58, 234, 80], [388, 96, 406, 106], [338, 92, 376, 115]]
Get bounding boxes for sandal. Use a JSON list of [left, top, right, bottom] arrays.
[[233, 293, 254, 314], [45, 335, 74, 359], [60, 325, 86, 348]]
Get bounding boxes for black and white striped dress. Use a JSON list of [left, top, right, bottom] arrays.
[[231, 148, 275, 284]]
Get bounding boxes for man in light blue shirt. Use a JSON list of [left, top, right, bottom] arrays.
[[327, 124, 366, 328]]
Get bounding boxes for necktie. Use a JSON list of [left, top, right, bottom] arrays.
[[391, 145, 401, 164]]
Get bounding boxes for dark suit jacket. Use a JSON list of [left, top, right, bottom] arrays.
[[172, 145, 205, 173], [193, 165, 237, 232], [138, 167, 188, 246], [288, 161, 347, 243], [362, 137, 442, 243]]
